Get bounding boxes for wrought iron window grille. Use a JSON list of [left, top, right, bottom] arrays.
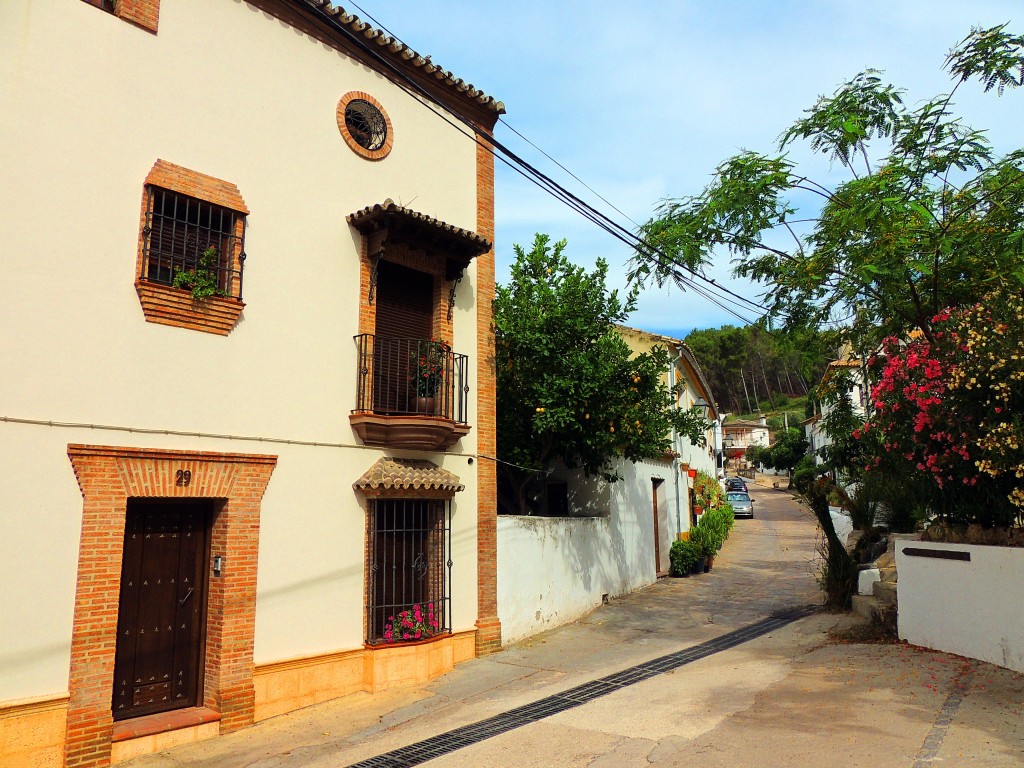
[[345, 99, 388, 152], [141, 186, 246, 300], [367, 498, 452, 645]]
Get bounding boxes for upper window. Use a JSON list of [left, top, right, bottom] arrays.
[[81, 0, 160, 34], [135, 160, 249, 336], [337, 92, 394, 161], [142, 187, 245, 300], [345, 99, 388, 152]]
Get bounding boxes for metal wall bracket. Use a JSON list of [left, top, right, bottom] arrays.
[[446, 276, 463, 321], [366, 239, 387, 307]]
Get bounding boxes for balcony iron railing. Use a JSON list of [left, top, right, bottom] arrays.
[[354, 335, 468, 423]]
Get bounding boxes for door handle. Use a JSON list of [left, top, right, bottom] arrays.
[[179, 588, 194, 606]]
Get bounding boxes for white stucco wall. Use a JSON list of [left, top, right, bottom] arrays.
[[675, 372, 717, 479], [896, 540, 1024, 673], [497, 459, 676, 645], [0, 0, 485, 702]]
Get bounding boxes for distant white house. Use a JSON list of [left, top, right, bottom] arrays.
[[722, 417, 771, 464], [497, 327, 719, 643], [805, 357, 868, 465]]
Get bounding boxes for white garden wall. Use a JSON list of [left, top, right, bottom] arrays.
[[896, 540, 1024, 673], [498, 458, 678, 644]]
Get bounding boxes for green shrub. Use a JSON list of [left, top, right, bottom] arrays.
[[669, 539, 701, 576], [689, 522, 718, 558], [792, 456, 819, 494], [719, 501, 736, 533], [699, 508, 726, 548]]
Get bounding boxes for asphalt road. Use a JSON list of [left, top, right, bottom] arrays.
[[126, 480, 1024, 768]]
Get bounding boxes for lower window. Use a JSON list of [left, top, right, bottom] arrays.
[[367, 498, 451, 644]]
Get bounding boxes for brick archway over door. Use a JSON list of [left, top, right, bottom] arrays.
[[64, 445, 277, 768]]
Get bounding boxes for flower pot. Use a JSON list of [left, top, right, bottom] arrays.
[[415, 396, 436, 414], [705, 555, 714, 572], [691, 556, 706, 575]]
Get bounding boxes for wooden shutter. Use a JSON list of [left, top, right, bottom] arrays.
[[375, 260, 433, 341], [373, 261, 434, 412]]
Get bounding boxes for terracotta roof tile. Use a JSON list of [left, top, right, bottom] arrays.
[[346, 199, 491, 252], [307, 1, 504, 117], [354, 457, 464, 497]]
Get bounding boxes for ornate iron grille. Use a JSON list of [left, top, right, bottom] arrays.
[[142, 186, 246, 299], [345, 99, 388, 151], [354, 335, 469, 422], [367, 499, 452, 644]]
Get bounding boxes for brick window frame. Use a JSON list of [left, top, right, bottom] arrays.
[[64, 445, 276, 768], [135, 160, 249, 336], [81, 0, 160, 34], [337, 92, 394, 161]]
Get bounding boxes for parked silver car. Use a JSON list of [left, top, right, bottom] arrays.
[[726, 491, 754, 518]]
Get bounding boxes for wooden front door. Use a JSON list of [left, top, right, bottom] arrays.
[[112, 499, 210, 720], [652, 478, 669, 575]]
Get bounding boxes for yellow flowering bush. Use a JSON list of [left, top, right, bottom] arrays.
[[863, 289, 1024, 528]]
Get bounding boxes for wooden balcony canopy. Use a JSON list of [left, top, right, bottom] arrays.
[[347, 199, 492, 280]]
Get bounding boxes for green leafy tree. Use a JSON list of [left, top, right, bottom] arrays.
[[632, 24, 1024, 353], [684, 323, 828, 416], [745, 443, 769, 468], [814, 370, 866, 480], [683, 325, 751, 414], [494, 234, 709, 515], [765, 428, 809, 488]]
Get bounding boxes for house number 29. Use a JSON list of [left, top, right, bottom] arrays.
[[176, 469, 192, 487]]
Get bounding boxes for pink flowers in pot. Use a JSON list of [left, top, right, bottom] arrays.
[[383, 602, 440, 643]]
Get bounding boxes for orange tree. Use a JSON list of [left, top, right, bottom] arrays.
[[494, 234, 708, 516]]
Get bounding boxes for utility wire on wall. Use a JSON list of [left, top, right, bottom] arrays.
[[300, 0, 766, 325]]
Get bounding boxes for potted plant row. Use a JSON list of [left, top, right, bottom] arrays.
[[669, 502, 736, 577], [692, 470, 725, 518]]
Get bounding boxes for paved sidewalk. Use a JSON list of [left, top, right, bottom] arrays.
[[124, 487, 1024, 768]]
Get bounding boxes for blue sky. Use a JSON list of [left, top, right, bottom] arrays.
[[353, 1, 1021, 339]]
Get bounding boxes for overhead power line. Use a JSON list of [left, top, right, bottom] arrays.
[[298, 1, 765, 323]]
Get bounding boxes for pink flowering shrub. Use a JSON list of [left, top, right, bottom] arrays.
[[861, 290, 1024, 528], [383, 602, 440, 643]]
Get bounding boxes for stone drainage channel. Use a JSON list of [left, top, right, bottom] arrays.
[[345, 606, 819, 768]]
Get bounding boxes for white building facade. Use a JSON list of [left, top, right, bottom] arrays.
[[0, 2, 502, 766]]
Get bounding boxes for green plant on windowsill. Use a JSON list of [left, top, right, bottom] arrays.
[[173, 245, 224, 301]]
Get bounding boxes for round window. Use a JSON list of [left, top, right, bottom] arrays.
[[337, 92, 393, 160], [345, 99, 387, 151]]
